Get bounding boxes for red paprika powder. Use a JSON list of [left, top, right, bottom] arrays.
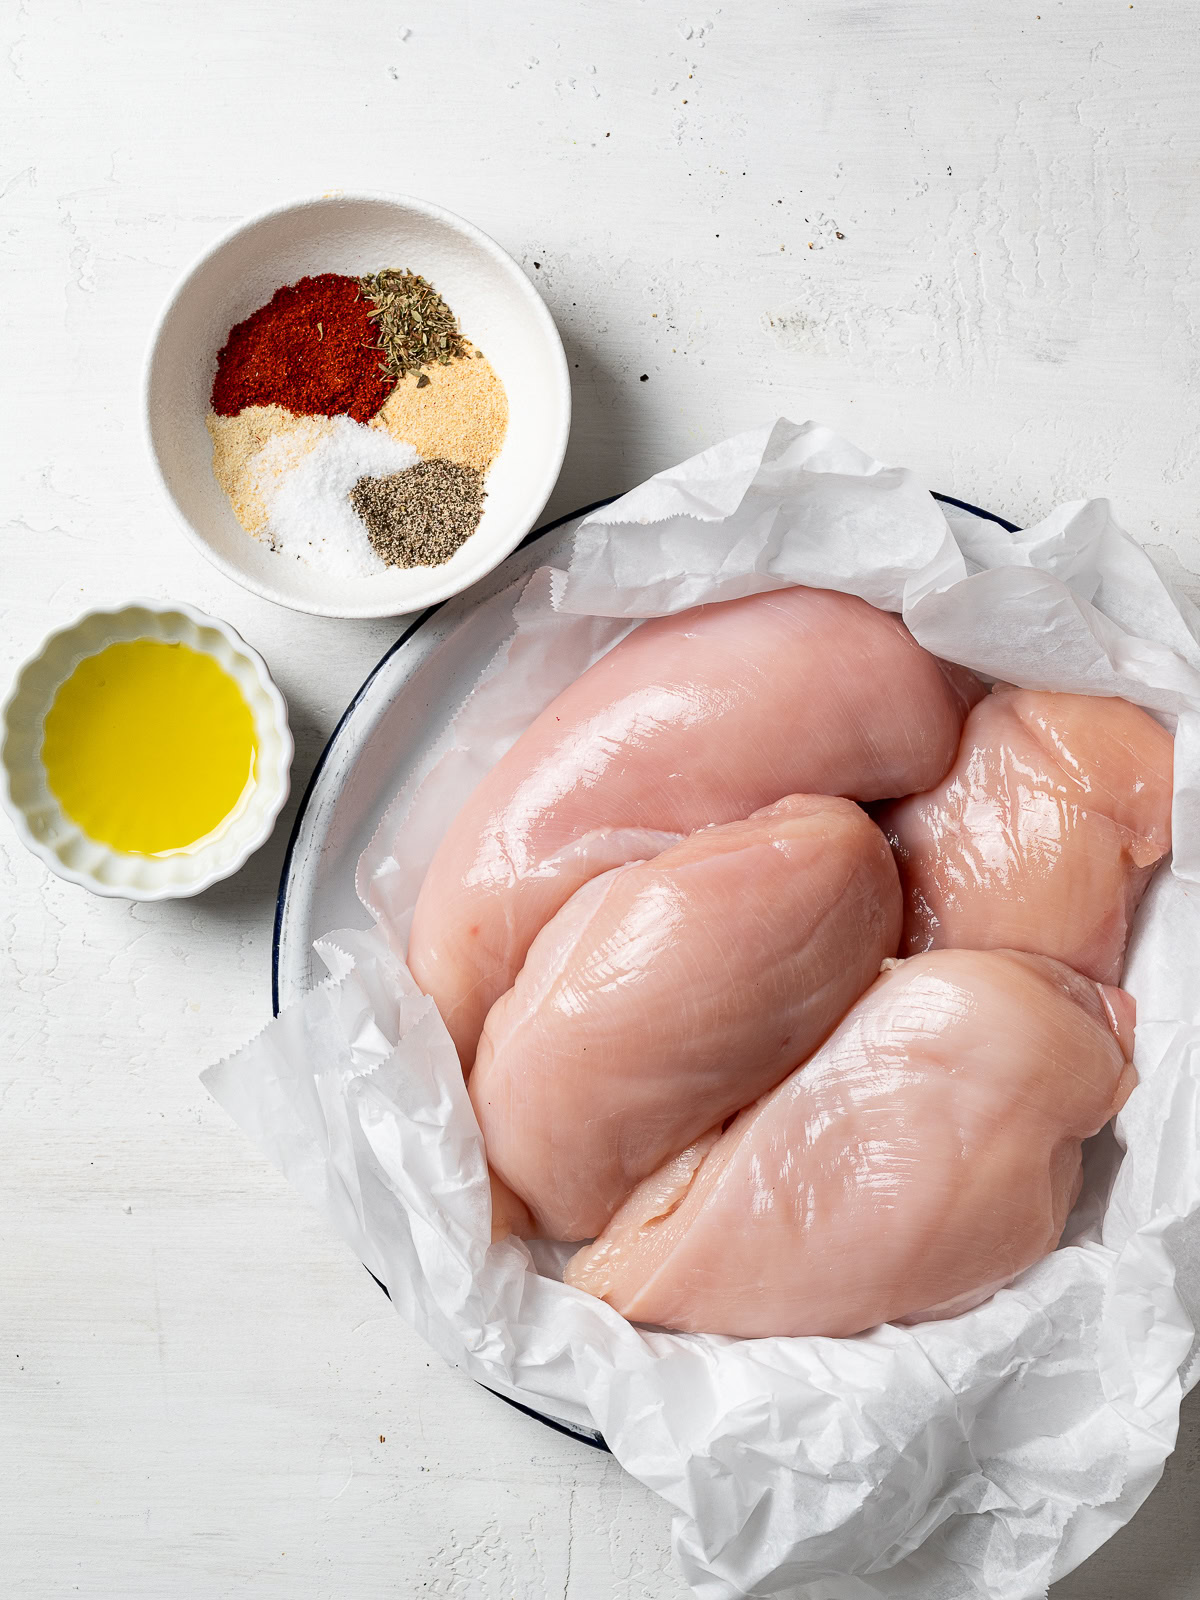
[[211, 274, 393, 423]]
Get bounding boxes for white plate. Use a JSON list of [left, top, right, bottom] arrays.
[[270, 490, 1018, 1443]]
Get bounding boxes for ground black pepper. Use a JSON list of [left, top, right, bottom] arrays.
[[350, 459, 485, 567]]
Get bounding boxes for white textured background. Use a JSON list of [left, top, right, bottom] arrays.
[[3, 2, 1199, 1595]]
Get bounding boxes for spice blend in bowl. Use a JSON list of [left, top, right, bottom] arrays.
[[145, 194, 571, 619], [205, 267, 507, 578]]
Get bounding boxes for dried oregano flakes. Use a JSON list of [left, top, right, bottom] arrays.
[[358, 269, 469, 381]]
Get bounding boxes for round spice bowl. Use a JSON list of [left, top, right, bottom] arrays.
[[0, 601, 292, 900], [144, 193, 571, 619]]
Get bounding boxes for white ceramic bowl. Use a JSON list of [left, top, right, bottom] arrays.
[[144, 193, 571, 619], [0, 601, 293, 899]]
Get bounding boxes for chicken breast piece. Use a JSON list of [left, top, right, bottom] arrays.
[[472, 795, 902, 1240], [566, 949, 1136, 1339], [877, 685, 1173, 985], [409, 587, 981, 1067]]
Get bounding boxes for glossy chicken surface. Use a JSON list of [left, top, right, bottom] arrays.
[[408, 587, 981, 1066], [566, 950, 1137, 1338], [472, 795, 902, 1240], [878, 686, 1173, 984]]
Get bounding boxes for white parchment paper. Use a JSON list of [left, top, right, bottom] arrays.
[[204, 420, 1200, 1599]]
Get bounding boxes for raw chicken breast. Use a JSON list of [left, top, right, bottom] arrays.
[[878, 686, 1173, 984], [472, 795, 902, 1240], [409, 587, 981, 1066], [566, 949, 1136, 1338]]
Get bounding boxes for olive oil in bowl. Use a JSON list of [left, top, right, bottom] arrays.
[[42, 638, 258, 855]]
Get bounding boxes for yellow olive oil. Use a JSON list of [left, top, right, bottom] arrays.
[[42, 639, 257, 855]]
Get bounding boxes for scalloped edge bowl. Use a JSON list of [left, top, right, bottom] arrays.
[[1, 601, 293, 899]]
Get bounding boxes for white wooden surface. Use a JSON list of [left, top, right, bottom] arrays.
[[4, 3, 1199, 1595]]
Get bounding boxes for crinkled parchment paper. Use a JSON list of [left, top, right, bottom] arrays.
[[204, 420, 1200, 1600]]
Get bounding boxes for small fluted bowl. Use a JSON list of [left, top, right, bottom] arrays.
[[1, 601, 292, 899]]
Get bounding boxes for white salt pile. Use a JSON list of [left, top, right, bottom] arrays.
[[254, 417, 420, 579]]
